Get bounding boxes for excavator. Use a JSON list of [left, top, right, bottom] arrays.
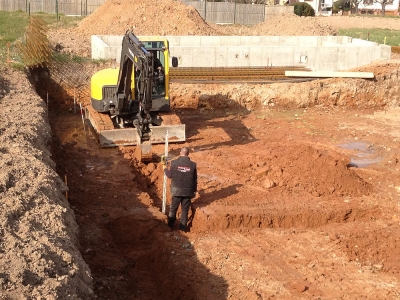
[[86, 30, 185, 160]]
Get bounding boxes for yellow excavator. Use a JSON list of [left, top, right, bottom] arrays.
[[86, 30, 185, 160]]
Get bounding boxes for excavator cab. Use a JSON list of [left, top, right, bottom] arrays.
[[86, 32, 185, 161]]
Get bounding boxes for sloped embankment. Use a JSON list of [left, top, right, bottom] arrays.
[[0, 66, 93, 299]]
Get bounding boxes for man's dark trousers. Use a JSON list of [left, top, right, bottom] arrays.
[[168, 196, 191, 230]]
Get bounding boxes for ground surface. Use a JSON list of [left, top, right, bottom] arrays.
[[1, 0, 400, 298]]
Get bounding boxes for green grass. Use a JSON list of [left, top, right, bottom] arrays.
[[338, 28, 400, 46], [0, 11, 29, 44], [0, 10, 83, 66]]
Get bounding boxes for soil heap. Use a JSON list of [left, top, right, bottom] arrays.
[[0, 66, 93, 299], [49, 0, 339, 56], [212, 14, 338, 36], [77, 0, 219, 36]]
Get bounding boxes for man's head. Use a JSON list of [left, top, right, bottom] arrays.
[[180, 147, 189, 156]]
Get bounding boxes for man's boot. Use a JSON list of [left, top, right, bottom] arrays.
[[167, 217, 176, 229], [179, 223, 187, 232]]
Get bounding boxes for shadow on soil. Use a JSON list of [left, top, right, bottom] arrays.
[[179, 108, 257, 150], [33, 69, 229, 299]]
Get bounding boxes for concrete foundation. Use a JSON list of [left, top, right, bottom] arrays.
[[91, 35, 391, 72]]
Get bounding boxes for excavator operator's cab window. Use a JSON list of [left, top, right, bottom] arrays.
[[150, 50, 165, 97]]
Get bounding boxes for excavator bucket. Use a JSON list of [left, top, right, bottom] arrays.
[[91, 124, 186, 148], [85, 106, 186, 160], [134, 141, 153, 162]]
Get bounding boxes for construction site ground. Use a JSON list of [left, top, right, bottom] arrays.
[[1, 1, 400, 299]]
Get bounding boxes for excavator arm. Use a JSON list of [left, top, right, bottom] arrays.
[[115, 31, 155, 140]]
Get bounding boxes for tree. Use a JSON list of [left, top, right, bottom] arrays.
[[292, 2, 315, 16], [373, 0, 394, 16], [350, 0, 363, 13], [333, 0, 350, 12]]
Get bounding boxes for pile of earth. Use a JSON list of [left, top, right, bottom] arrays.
[[211, 14, 337, 36], [247, 144, 372, 197], [0, 66, 93, 299], [75, 0, 337, 37], [77, 0, 219, 36], [48, 0, 338, 57]]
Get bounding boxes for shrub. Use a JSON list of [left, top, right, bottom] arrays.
[[333, 0, 350, 12], [293, 2, 315, 17]]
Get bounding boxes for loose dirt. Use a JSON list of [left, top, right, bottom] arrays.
[[1, 0, 400, 298], [0, 67, 93, 299]]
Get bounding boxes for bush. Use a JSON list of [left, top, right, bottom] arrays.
[[333, 0, 350, 11], [293, 2, 315, 17]]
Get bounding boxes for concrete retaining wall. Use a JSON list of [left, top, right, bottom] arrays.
[[91, 35, 391, 72]]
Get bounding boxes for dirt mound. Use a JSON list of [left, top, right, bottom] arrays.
[[215, 14, 338, 36], [253, 14, 337, 36], [49, 2, 339, 56], [0, 67, 93, 299], [49, 0, 221, 56], [76, 0, 219, 36], [259, 144, 371, 197]]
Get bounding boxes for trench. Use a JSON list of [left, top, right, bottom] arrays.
[[30, 66, 215, 299]]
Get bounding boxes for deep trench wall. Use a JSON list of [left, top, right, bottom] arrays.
[[0, 66, 93, 299]]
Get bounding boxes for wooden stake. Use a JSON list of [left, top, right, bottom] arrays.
[[80, 103, 86, 133], [74, 88, 76, 114], [64, 174, 68, 200], [162, 130, 169, 214]]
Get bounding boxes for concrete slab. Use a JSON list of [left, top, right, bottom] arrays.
[[91, 35, 391, 71], [337, 46, 359, 71], [227, 47, 251, 67]]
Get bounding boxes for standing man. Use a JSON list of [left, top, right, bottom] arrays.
[[164, 147, 197, 232]]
